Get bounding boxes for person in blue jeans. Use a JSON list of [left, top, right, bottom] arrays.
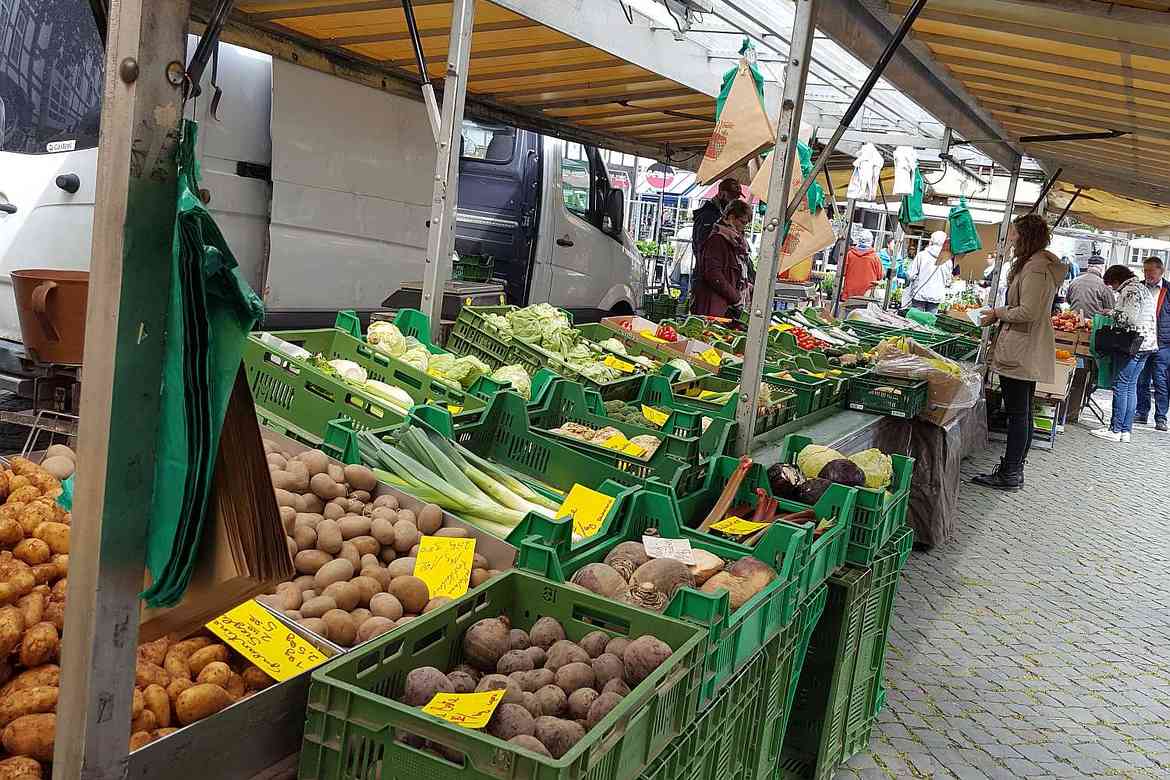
[[1134, 257, 1170, 431], [1094, 265, 1159, 442]]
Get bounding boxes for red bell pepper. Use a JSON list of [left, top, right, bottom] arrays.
[[655, 324, 678, 342]]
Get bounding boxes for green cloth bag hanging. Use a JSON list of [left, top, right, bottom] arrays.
[[948, 195, 983, 255], [142, 120, 265, 607], [899, 168, 925, 226]]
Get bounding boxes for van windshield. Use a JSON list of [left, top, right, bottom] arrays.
[[0, 0, 104, 154]]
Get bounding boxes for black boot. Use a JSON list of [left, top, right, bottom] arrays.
[[972, 459, 1024, 491]]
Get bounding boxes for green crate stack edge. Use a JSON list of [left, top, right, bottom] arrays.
[[778, 435, 913, 567], [299, 570, 708, 780]]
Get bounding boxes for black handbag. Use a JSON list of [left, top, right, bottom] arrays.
[[1094, 325, 1144, 357]]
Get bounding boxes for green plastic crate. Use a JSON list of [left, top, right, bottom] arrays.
[[778, 568, 871, 780], [750, 584, 828, 780], [844, 374, 928, 419], [642, 293, 688, 321], [576, 323, 690, 373], [299, 570, 707, 780], [669, 375, 798, 435], [453, 254, 495, 282], [447, 304, 521, 369], [779, 435, 914, 567], [514, 488, 807, 709], [935, 312, 980, 337], [640, 627, 780, 780], [650, 456, 856, 622]]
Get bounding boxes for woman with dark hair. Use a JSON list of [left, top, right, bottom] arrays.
[[1091, 264, 1158, 442], [690, 199, 753, 317], [973, 214, 1068, 491]]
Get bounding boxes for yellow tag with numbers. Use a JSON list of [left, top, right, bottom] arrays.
[[709, 515, 769, 537], [700, 348, 721, 366], [603, 355, 636, 373], [556, 484, 615, 538], [639, 330, 668, 343], [423, 690, 505, 729], [414, 536, 477, 599], [208, 600, 328, 682], [641, 405, 670, 426]]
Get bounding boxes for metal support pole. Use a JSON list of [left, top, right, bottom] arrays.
[[54, 0, 190, 776], [421, 0, 476, 342], [1029, 166, 1062, 214], [733, 0, 818, 456], [402, 0, 443, 142], [785, 0, 931, 225], [1052, 186, 1083, 228], [830, 198, 858, 317], [978, 154, 1022, 370]]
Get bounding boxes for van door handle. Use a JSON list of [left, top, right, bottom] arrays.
[[556, 236, 574, 247], [0, 203, 15, 215]]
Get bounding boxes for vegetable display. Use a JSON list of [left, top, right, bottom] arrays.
[[793, 443, 894, 494], [395, 614, 670, 759], [545, 423, 661, 460], [1052, 312, 1089, 333], [260, 438, 508, 649], [601, 400, 669, 430]]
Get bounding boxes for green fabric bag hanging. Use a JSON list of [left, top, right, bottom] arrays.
[[142, 120, 265, 607], [899, 167, 925, 226], [948, 195, 983, 255]]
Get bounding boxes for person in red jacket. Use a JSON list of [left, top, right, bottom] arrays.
[[841, 229, 884, 300], [691, 199, 752, 317]]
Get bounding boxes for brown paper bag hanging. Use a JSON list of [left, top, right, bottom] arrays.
[[697, 60, 775, 185], [751, 148, 836, 277]]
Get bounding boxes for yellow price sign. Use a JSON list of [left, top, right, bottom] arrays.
[[556, 484, 615, 538], [603, 355, 636, 373], [639, 330, 668, 343], [602, 433, 645, 457], [414, 536, 477, 599], [709, 515, 770, 537], [700, 348, 721, 366], [208, 600, 328, 682], [423, 689, 505, 729], [641, 405, 670, 426], [698, 389, 726, 401]]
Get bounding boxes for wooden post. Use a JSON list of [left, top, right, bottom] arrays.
[[53, 1, 190, 776]]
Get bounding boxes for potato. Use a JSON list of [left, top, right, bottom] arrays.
[[433, 527, 468, 539], [301, 590, 318, 602], [291, 525, 317, 553], [388, 576, 428, 614], [15, 591, 45, 629], [294, 512, 323, 530], [0, 755, 44, 778], [43, 444, 74, 460], [349, 490, 372, 504], [322, 502, 345, 521], [48, 578, 66, 602], [7, 487, 40, 506], [386, 558, 415, 578], [299, 618, 328, 637], [129, 730, 154, 752], [134, 659, 170, 690], [0, 607, 22, 658], [369, 592, 403, 621], [242, 667, 272, 691], [408, 544, 421, 558], [359, 553, 380, 571], [166, 678, 194, 702], [379, 547, 397, 564], [300, 595, 337, 619], [12, 539, 49, 567], [417, 504, 443, 535], [391, 520, 419, 554], [187, 644, 229, 676], [361, 566, 393, 590], [277, 506, 296, 534], [313, 559, 354, 590], [224, 673, 246, 701], [195, 661, 232, 688], [315, 520, 343, 555], [297, 450, 330, 477], [0, 568, 35, 605], [143, 684, 171, 728], [0, 686, 58, 728], [322, 581, 360, 612], [29, 561, 64, 587], [323, 609, 357, 647], [2, 713, 55, 761], [163, 637, 212, 681], [339, 464, 374, 491], [310, 473, 344, 501], [0, 519, 22, 548], [293, 575, 317, 593], [266, 453, 287, 469], [337, 542, 361, 572], [470, 569, 491, 588], [130, 708, 156, 734], [137, 637, 171, 667], [373, 494, 399, 510], [326, 463, 345, 484], [369, 517, 396, 547], [424, 597, 452, 613], [357, 616, 396, 643], [371, 507, 397, 524], [338, 516, 371, 541], [283, 610, 302, 621], [293, 550, 332, 575], [0, 666, 57, 699], [175, 684, 232, 725], [271, 470, 308, 493]]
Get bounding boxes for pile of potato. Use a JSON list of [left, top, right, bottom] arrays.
[[0, 452, 72, 777], [399, 614, 673, 760], [259, 438, 505, 648]]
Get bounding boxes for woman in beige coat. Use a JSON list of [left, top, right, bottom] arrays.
[[973, 214, 1067, 491]]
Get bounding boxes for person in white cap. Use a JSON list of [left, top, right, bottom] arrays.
[[905, 231, 952, 313]]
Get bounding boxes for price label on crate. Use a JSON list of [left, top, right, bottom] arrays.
[[556, 484, 615, 538], [708, 515, 769, 537], [207, 600, 328, 682], [641, 405, 670, 426], [698, 390, 726, 401], [423, 690, 505, 729], [642, 535, 696, 565], [700, 348, 722, 366], [414, 536, 477, 599], [639, 330, 668, 343], [447, 404, 464, 414], [601, 433, 645, 457], [603, 354, 636, 374]]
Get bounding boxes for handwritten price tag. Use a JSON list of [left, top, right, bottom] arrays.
[[700, 348, 722, 366], [207, 600, 328, 682], [414, 536, 477, 599], [709, 515, 770, 537], [641, 405, 670, 426], [602, 434, 645, 458], [639, 330, 668, 343], [556, 484, 615, 539], [643, 535, 696, 565], [423, 689, 505, 729], [603, 355, 636, 373]]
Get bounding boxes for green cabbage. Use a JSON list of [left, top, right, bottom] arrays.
[[328, 359, 368, 383], [507, 303, 570, 343], [367, 321, 407, 357], [600, 338, 627, 355], [667, 358, 696, 381], [428, 353, 456, 375], [849, 448, 893, 489], [491, 364, 532, 399], [483, 313, 513, 341], [580, 362, 620, 384], [796, 444, 844, 479], [445, 355, 490, 388], [400, 346, 430, 373]]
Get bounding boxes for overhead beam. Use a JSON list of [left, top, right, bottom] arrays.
[[525, 86, 695, 110], [972, 90, 1170, 130], [986, 103, 1170, 143], [811, 128, 946, 150], [959, 75, 1170, 119], [976, 0, 1170, 28], [328, 18, 538, 46], [488, 76, 672, 100], [387, 39, 588, 66], [247, 0, 447, 21], [813, 0, 1022, 169], [943, 56, 1170, 100]]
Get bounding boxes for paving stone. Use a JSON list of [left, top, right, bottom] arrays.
[[831, 415, 1170, 780]]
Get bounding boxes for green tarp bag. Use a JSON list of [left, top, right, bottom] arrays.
[[142, 120, 265, 607], [898, 167, 925, 226], [948, 196, 983, 255]]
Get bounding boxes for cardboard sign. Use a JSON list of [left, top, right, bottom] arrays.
[[697, 60, 775, 184], [709, 515, 770, 537], [556, 484, 616, 538], [207, 599, 328, 681], [423, 690, 506, 729], [414, 536, 477, 599], [641, 405, 670, 427], [643, 535, 696, 565]]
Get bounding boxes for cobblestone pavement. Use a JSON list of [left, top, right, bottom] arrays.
[[835, 405, 1170, 779]]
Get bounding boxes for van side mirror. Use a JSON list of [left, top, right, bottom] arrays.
[[602, 188, 624, 236]]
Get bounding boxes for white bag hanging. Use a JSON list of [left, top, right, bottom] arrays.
[[846, 143, 883, 201]]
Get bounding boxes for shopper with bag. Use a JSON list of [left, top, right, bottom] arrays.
[[1133, 257, 1170, 431], [905, 231, 952, 313], [691, 199, 752, 318], [1092, 265, 1159, 442], [841, 229, 884, 300], [973, 215, 1067, 491]]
